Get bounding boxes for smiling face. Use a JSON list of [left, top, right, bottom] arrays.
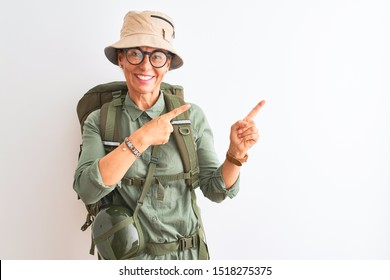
[[118, 46, 171, 104]]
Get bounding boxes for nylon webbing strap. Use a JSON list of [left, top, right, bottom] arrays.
[[145, 233, 199, 256], [100, 90, 123, 152], [105, 101, 116, 141], [190, 190, 209, 260], [89, 232, 95, 255], [132, 145, 161, 255], [163, 93, 200, 188], [122, 172, 193, 187]]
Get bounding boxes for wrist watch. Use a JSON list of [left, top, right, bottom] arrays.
[[226, 151, 248, 166]]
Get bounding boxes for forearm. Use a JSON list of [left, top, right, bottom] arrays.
[[221, 158, 241, 189], [98, 131, 148, 186]]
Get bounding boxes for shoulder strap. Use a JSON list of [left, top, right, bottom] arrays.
[[161, 82, 184, 98], [163, 92, 200, 188], [100, 90, 125, 153]]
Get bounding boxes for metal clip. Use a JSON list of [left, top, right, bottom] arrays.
[[179, 127, 191, 136]]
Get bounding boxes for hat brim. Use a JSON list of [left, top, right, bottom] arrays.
[[104, 34, 183, 70]]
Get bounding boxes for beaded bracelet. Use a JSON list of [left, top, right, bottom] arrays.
[[123, 137, 142, 158]]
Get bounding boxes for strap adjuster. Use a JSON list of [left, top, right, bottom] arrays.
[[190, 166, 200, 177], [178, 235, 197, 251], [150, 155, 159, 164], [137, 200, 144, 206]]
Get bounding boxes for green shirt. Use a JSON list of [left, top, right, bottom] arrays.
[[73, 92, 240, 259]]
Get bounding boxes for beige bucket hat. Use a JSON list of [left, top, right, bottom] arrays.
[[104, 11, 183, 70]]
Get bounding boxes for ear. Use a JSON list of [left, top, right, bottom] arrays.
[[165, 56, 172, 71], [117, 50, 124, 67]]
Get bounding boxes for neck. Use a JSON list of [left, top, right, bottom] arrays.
[[129, 90, 160, 111]]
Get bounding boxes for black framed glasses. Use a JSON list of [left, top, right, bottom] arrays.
[[124, 47, 172, 68]]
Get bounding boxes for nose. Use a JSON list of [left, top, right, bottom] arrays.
[[138, 53, 153, 70]]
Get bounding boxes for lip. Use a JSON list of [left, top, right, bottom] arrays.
[[135, 74, 154, 83]]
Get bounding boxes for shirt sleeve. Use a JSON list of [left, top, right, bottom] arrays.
[[189, 104, 240, 203], [73, 110, 119, 205]]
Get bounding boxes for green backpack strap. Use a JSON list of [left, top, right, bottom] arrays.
[[160, 82, 184, 98], [100, 90, 122, 141], [190, 189, 209, 260], [100, 90, 125, 153], [163, 92, 200, 189]]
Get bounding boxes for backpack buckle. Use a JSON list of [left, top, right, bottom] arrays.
[[178, 235, 197, 251], [186, 167, 200, 189]]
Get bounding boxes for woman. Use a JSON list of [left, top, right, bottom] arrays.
[[74, 10, 265, 260]]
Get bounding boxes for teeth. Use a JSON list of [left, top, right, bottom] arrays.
[[137, 75, 153, 80]]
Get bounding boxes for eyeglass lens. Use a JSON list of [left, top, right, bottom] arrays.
[[125, 48, 169, 68]]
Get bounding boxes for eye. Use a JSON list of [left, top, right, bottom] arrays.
[[151, 52, 166, 61], [129, 50, 142, 58]]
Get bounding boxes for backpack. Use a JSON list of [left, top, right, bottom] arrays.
[[76, 81, 208, 259]]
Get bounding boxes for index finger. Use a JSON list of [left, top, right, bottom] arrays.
[[243, 100, 266, 121], [163, 104, 192, 120]]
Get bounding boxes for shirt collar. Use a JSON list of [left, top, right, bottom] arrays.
[[124, 92, 166, 121]]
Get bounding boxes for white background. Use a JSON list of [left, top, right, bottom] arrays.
[[0, 0, 389, 260]]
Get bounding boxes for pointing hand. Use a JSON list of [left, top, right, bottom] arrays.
[[228, 100, 266, 158], [140, 104, 191, 146]]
